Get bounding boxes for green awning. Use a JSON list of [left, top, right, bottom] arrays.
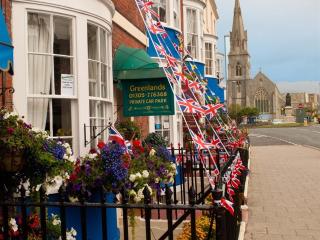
[[113, 45, 166, 80]]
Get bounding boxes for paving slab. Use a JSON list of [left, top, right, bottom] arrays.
[[244, 145, 320, 240]]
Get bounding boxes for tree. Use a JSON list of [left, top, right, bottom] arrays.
[[228, 105, 259, 124]]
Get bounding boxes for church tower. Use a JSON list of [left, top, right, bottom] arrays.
[[227, 0, 251, 107]]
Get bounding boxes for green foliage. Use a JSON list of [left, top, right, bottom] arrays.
[[116, 119, 141, 140], [228, 104, 259, 123], [143, 132, 167, 147]]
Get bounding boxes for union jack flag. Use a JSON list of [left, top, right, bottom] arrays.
[[154, 42, 166, 56], [173, 70, 189, 87], [221, 198, 234, 215], [189, 130, 207, 150], [176, 96, 204, 114], [108, 126, 126, 146], [147, 21, 167, 36], [164, 53, 178, 68], [188, 80, 203, 92], [137, 0, 160, 19], [202, 103, 224, 120]]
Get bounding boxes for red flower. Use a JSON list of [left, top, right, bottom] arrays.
[[97, 141, 106, 149], [69, 172, 78, 182], [7, 127, 14, 134], [28, 214, 40, 229]]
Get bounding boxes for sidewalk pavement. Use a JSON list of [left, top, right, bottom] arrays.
[[244, 145, 320, 240]]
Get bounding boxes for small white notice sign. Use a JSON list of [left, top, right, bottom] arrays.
[[61, 74, 74, 96]]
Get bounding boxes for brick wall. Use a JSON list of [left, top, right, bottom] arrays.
[[111, 1, 149, 138], [112, 24, 145, 55], [0, 0, 13, 109], [111, 0, 145, 32]]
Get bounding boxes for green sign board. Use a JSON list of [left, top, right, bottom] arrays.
[[122, 78, 175, 117]]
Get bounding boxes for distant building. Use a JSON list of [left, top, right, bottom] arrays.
[[281, 92, 320, 115], [226, 0, 284, 120]]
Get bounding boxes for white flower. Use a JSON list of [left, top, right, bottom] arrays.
[[9, 218, 18, 232], [88, 153, 98, 159], [51, 214, 61, 226], [129, 190, 137, 197], [129, 174, 136, 182], [66, 148, 72, 155], [66, 227, 77, 240], [36, 184, 42, 192], [68, 196, 79, 202], [63, 154, 69, 160], [135, 172, 142, 179], [137, 188, 144, 199], [3, 111, 18, 120], [142, 170, 149, 178], [46, 175, 63, 195], [155, 177, 160, 183], [67, 155, 76, 163], [134, 196, 141, 203], [149, 148, 156, 156]]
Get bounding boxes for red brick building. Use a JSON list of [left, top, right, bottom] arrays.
[[111, 0, 150, 138]]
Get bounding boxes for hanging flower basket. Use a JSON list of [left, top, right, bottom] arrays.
[[0, 149, 24, 173]]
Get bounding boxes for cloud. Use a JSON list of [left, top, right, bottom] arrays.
[[276, 81, 320, 93]]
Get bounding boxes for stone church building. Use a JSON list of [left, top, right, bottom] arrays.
[[227, 0, 284, 119]]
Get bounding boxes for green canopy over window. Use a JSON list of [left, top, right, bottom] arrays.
[[113, 45, 166, 80]]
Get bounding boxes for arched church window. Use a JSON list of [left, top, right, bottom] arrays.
[[254, 88, 270, 113], [236, 63, 242, 76]]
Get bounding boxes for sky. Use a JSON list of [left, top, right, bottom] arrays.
[[215, 0, 320, 93]]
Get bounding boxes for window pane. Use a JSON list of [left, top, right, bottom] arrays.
[[101, 65, 108, 98], [52, 99, 72, 136], [27, 98, 50, 131], [89, 100, 96, 117], [88, 24, 98, 60], [28, 13, 51, 53], [54, 16, 72, 55], [100, 29, 107, 63], [28, 54, 52, 95], [54, 57, 73, 95], [89, 61, 99, 97]]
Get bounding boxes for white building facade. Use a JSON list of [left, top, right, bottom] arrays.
[[12, 0, 115, 156]]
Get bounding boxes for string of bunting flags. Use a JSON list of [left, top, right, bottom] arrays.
[[131, 0, 247, 215]]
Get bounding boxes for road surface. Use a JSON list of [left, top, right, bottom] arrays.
[[249, 124, 320, 150]]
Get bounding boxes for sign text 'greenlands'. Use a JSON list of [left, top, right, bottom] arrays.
[[122, 79, 175, 117]]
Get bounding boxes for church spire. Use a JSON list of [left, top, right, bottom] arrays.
[[230, 0, 248, 54]]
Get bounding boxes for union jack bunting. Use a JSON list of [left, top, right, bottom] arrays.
[[221, 198, 234, 215], [154, 42, 166, 56], [189, 130, 208, 150], [188, 80, 203, 92], [147, 21, 167, 36], [137, 0, 160, 19], [109, 126, 126, 146], [173, 70, 189, 86], [176, 96, 204, 114], [164, 71, 178, 85], [202, 103, 225, 120], [164, 53, 178, 68]]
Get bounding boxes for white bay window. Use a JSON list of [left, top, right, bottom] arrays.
[[27, 12, 75, 144], [88, 23, 112, 148]]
